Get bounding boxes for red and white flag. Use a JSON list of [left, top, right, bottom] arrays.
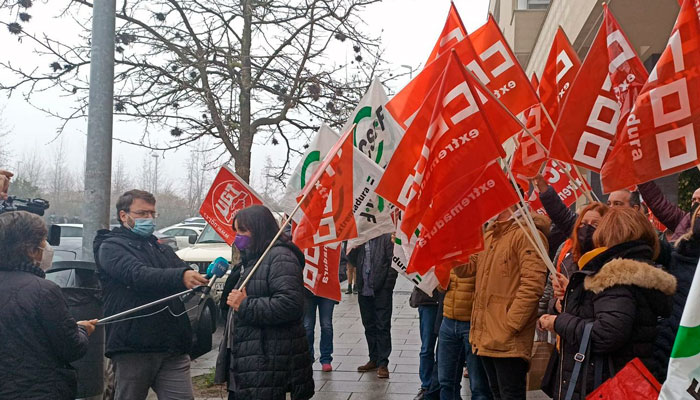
[[549, 5, 648, 172], [601, 0, 700, 191], [407, 161, 519, 286], [527, 160, 589, 216], [298, 232, 342, 302], [469, 15, 540, 127], [375, 52, 505, 238], [293, 127, 358, 249], [199, 166, 263, 245], [425, 2, 469, 65]]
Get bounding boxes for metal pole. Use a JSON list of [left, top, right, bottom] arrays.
[[152, 154, 159, 194], [81, 0, 116, 261]]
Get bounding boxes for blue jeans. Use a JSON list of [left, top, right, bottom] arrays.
[[418, 305, 439, 389], [438, 317, 492, 400], [303, 295, 335, 364]]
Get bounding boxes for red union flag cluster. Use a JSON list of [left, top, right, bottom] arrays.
[[602, 0, 700, 191], [550, 5, 648, 172]]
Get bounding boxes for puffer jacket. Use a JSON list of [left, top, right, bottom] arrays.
[[638, 181, 691, 240], [469, 214, 550, 361], [551, 241, 676, 400], [218, 240, 314, 400], [0, 262, 89, 400], [653, 237, 699, 382], [443, 265, 476, 322], [93, 227, 192, 357]]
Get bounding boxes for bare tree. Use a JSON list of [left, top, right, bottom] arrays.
[[0, 0, 400, 182], [185, 142, 212, 215], [15, 145, 44, 185], [138, 156, 153, 192], [112, 156, 131, 197]]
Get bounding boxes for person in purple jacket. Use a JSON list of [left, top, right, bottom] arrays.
[[638, 180, 700, 241]]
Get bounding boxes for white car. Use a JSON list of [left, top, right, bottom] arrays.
[[158, 224, 204, 250], [176, 224, 232, 303]]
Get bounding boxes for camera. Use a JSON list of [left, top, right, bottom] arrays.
[[0, 196, 51, 216]]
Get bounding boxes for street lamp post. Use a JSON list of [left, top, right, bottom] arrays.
[[152, 154, 159, 195]]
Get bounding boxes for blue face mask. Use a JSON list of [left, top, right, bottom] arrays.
[[129, 217, 156, 237]]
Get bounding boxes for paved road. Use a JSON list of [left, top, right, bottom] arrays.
[[186, 277, 550, 399]]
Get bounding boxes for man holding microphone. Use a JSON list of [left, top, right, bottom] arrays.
[[94, 189, 209, 400]]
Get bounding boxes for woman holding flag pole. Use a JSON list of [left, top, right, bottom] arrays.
[[215, 205, 314, 400]]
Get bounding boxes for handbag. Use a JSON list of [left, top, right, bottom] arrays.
[[585, 358, 661, 399], [527, 340, 555, 391]]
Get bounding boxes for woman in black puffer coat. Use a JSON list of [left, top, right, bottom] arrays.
[[538, 208, 676, 399], [215, 205, 314, 400], [653, 206, 700, 382], [0, 211, 97, 400]]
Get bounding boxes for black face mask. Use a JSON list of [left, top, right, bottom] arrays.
[[693, 217, 700, 239], [577, 223, 596, 254], [692, 202, 700, 216]]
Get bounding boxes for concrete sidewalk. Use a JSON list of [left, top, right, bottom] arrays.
[[186, 277, 550, 399]]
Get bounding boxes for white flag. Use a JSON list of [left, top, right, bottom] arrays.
[[659, 260, 700, 399]]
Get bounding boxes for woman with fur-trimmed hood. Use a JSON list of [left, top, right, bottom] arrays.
[[538, 208, 676, 400]]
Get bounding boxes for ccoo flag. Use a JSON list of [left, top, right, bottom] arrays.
[[549, 5, 648, 172], [601, 0, 700, 192], [659, 258, 700, 400]]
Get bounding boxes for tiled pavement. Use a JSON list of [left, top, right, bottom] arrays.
[[186, 277, 550, 399]]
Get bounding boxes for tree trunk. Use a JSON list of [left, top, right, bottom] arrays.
[[237, 0, 253, 183]]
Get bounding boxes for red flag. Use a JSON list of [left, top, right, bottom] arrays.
[[601, 0, 700, 192], [510, 75, 545, 186], [549, 6, 648, 172], [527, 160, 589, 216], [540, 28, 582, 122], [407, 161, 519, 282], [301, 244, 342, 302], [510, 30, 583, 184], [293, 127, 358, 249], [387, 16, 527, 143], [199, 166, 263, 245], [376, 53, 506, 238], [469, 15, 540, 124], [425, 2, 468, 65]]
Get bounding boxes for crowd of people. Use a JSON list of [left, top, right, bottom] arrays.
[[0, 166, 697, 400]]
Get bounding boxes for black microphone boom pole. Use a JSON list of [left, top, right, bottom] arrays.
[[96, 287, 201, 325]]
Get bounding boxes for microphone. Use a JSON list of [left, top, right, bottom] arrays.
[[201, 257, 229, 301]]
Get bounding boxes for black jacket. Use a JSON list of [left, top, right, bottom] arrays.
[[653, 237, 699, 382], [347, 233, 397, 294], [93, 227, 192, 357], [218, 240, 314, 400], [550, 241, 676, 399], [0, 262, 90, 399], [540, 186, 578, 260]]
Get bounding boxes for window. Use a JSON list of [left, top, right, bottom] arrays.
[[197, 225, 225, 244], [60, 226, 83, 237], [527, 0, 549, 10], [163, 228, 184, 236]]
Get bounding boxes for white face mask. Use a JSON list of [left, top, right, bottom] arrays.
[[39, 245, 54, 271]]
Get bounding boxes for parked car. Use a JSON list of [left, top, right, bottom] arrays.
[[176, 224, 232, 305], [182, 217, 206, 226], [158, 224, 204, 250]]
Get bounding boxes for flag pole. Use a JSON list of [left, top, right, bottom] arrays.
[[459, 64, 596, 204], [508, 208, 557, 276], [238, 125, 355, 290]]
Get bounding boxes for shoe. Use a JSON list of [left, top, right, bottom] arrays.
[[353, 287, 358, 294], [413, 388, 427, 400], [357, 360, 378, 372], [346, 284, 353, 294], [377, 366, 390, 379], [321, 363, 332, 372]]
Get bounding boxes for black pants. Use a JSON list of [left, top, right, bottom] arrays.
[[480, 356, 528, 400], [358, 288, 393, 367]]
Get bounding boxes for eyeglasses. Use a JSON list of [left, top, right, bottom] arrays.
[[129, 210, 158, 218]]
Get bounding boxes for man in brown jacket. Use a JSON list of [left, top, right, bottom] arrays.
[[437, 265, 492, 400], [469, 207, 549, 400]]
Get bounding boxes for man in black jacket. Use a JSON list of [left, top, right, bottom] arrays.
[[94, 190, 208, 400], [347, 233, 397, 379]]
